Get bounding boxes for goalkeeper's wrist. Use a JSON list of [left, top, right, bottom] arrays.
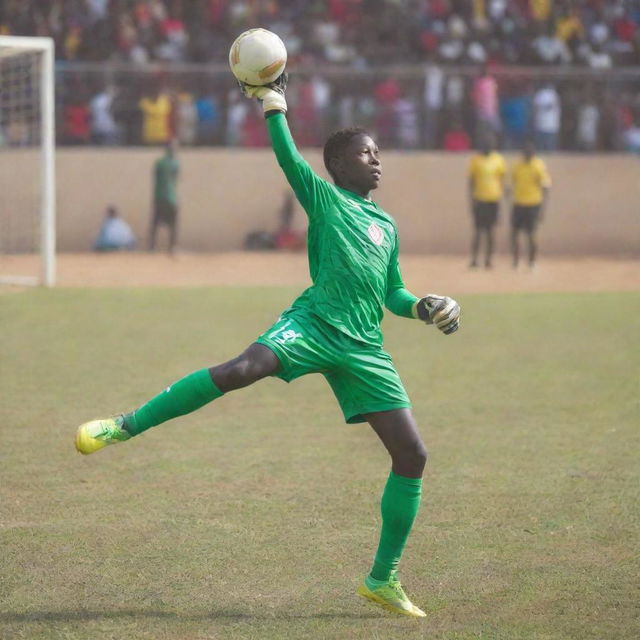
[[413, 299, 431, 322], [261, 91, 287, 114]]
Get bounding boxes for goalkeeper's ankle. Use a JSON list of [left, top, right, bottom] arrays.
[[365, 574, 390, 590], [120, 413, 136, 436]]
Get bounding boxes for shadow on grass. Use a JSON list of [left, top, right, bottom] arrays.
[[0, 609, 381, 622]]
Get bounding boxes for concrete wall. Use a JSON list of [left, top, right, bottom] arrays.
[[2, 148, 639, 255]]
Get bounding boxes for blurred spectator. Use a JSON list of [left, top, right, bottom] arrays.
[[585, 42, 613, 69], [63, 95, 90, 145], [500, 83, 531, 150], [473, 65, 500, 140], [443, 117, 471, 151], [139, 86, 172, 145], [422, 61, 444, 148], [530, 0, 552, 23], [112, 82, 143, 145], [555, 8, 585, 45], [576, 89, 601, 152], [623, 119, 640, 153], [444, 74, 467, 114], [374, 77, 401, 147], [94, 205, 137, 251], [0, 0, 636, 69], [226, 91, 249, 147], [195, 89, 221, 146], [292, 77, 323, 147], [531, 22, 572, 65], [90, 85, 120, 145], [155, 7, 188, 62], [533, 83, 561, 151], [395, 91, 420, 149], [150, 139, 179, 253], [1, 0, 638, 151], [175, 89, 197, 146]]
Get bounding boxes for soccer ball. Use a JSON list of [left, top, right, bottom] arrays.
[[229, 28, 287, 86]]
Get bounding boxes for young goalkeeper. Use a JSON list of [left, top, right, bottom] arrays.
[[75, 74, 461, 619]]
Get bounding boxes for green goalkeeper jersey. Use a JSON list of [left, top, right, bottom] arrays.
[[267, 113, 417, 347]]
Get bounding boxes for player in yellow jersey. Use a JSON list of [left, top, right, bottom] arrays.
[[468, 135, 506, 269], [510, 140, 551, 269]]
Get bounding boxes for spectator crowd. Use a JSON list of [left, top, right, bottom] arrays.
[[1, 0, 639, 151]]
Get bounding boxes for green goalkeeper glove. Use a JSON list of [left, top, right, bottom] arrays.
[[413, 294, 461, 335], [238, 72, 288, 114]]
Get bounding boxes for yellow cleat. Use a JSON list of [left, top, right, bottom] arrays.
[[75, 417, 130, 455], [357, 578, 426, 618]]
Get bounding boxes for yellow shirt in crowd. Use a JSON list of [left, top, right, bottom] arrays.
[[511, 157, 552, 206], [139, 94, 171, 144], [556, 14, 584, 42], [530, 0, 552, 21], [469, 152, 507, 202]]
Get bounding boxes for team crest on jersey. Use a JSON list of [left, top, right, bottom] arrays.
[[367, 223, 384, 246]]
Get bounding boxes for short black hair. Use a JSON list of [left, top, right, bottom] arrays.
[[323, 127, 369, 181]]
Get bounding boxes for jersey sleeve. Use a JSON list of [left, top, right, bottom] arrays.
[[384, 232, 418, 319], [266, 112, 334, 220]]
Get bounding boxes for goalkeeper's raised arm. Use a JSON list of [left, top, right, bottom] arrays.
[[240, 75, 334, 221]]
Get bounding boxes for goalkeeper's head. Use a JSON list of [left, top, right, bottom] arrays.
[[323, 127, 382, 198]]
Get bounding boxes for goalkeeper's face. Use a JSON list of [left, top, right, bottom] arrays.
[[334, 134, 382, 197]]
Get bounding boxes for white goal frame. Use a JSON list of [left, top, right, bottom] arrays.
[[0, 36, 55, 287]]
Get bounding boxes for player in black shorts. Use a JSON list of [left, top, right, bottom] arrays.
[[150, 140, 179, 253], [468, 136, 506, 269], [510, 141, 551, 269]]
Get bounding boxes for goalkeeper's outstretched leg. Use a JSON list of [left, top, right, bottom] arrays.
[[75, 343, 280, 454]]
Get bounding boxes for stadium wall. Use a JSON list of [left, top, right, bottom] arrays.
[[25, 150, 640, 255]]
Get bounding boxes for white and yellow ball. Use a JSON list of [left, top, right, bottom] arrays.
[[229, 28, 287, 86]]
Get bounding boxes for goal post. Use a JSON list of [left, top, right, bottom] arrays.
[[0, 36, 55, 287]]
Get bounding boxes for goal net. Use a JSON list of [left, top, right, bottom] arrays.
[[0, 36, 55, 287]]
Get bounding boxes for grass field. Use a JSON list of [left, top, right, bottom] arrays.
[[1, 286, 639, 640]]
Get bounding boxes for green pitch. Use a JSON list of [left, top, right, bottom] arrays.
[[1, 287, 639, 640]]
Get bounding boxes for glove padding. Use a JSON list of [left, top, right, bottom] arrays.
[[238, 72, 288, 114], [415, 294, 460, 335]]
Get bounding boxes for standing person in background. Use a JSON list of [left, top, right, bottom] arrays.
[[576, 87, 600, 151], [422, 59, 444, 149], [63, 93, 90, 145], [175, 89, 197, 146], [139, 86, 172, 145], [468, 134, 507, 269], [510, 140, 551, 270], [472, 64, 500, 141], [149, 139, 179, 253], [90, 85, 120, 145], [533, 83, 561, 152]]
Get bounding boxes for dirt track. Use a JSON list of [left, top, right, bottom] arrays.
[[1, 252, 639, 294]]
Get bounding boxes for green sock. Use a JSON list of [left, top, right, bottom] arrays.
[[123, 368, 223, 436], [368, 471, 422, 583]]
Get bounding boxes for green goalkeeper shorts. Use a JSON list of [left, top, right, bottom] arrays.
[[256, 308, 411, 424]]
